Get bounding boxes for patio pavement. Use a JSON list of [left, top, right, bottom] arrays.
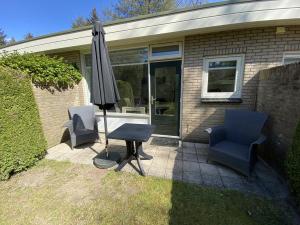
[[46, 137, 289, 200]]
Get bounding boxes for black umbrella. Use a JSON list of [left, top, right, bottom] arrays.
[[91, 21, 120, 166]]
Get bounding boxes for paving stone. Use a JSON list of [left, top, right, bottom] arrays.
[[199, 163, 219, 175], [196, 148, 208, 156], [183, 161, 200, 172], [202, 174, 224, 188], [148, 166, 166, 178], [183, 172, 202, 184], [218, 166, 240, 179], [221, 176, 246, 191], [243, 179, 267, 197], [182, 147, 196, 154], [165, 169, 182, 181], [155, 150, 170, 159], [183, 153, 198, 162], [150, 137, 179, 147], [46, 142, 284, 199], [122, 164, 133, 172], [197, 154, 208, 163], [140, 158, 153, 166], [261, 180, 289, 199], [169, 151, 183, 160], [182, 142, 195, 148], [166, 159, 183, 171], [195, 143, 209, 149], [151, 158, 168, 168]]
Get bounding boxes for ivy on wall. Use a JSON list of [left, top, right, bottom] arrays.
[[0, 66, 47, 180], [0, 53, 82, 89]]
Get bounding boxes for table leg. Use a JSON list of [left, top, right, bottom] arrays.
[[115, 140, 152, 176], [114, 141, 134, 172], [115, 155, 134, 171], [135, 141, 153, 160], [136, 154, 145, 176]]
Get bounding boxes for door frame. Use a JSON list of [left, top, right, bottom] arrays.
[[149, 60, 182, 137]]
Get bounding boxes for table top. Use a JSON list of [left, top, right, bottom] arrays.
[[107, 123, 155, 142]]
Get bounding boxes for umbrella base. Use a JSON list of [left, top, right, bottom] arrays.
[[93, 151, 121, 169]]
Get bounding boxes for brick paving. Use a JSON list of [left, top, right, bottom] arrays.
[[46, 137, 289, 200]]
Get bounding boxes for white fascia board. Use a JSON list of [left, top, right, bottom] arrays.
[[1, 0, 300, 54]]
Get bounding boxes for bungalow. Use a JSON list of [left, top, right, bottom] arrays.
[[2, 0, 300, 145]]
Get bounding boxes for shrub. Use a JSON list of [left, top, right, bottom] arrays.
[[286, 121, 300, 204], [0, 52, 81, 89], [0, 66, 47, 180]]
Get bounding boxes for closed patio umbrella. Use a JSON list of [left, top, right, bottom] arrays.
[[91, 21, 120, 167]]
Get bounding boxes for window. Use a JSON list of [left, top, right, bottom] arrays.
[[83, 54, 92, 103], [150, 43, 182, 60], [202, 56, 244, 99], [283, 52, 300, 65], [83, 47, 149, 114]]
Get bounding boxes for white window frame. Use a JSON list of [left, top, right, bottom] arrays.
[[150, 42, 182, 61], [202, 55, 245, 99], [282, 51, 300, 65], [80, 51, 93, 105]]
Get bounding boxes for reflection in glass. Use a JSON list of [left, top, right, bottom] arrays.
[[154, 67, 177, 116], [152, 45, 180, 57], [209, 60, 236, 68], [109, 48, 148, 65], [112, 64, 148, 114], [84, 49, 149, 114], [207, 69, 236, 92]]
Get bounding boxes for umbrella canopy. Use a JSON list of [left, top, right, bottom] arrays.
[[91, 21, 120, 109], [91, 21, 120, 163]]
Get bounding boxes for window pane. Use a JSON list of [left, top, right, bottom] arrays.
[[283, 57, 300, 65], [207, 69, 236, 92], [209, 60, 236, 68], [109, 48, 148, 65], [85, 54, 92, 67], [84, 54, 92, 103], [111, 64, 148, 114], [152, 45, 179, 57]]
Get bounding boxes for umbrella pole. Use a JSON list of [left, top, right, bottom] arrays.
[[103, 109, 109, 158]]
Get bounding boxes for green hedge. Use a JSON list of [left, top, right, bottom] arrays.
[[286, 121, 300, 205], [0, 53, 81, 89], [0, 66, 47, 180]]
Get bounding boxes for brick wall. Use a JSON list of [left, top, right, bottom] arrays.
[[256, 63, 300, 169], [182, 26, 300, 142], [33, 51, 85, 147]]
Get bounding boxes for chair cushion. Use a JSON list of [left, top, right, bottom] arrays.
[[211, 140, 249, 161]]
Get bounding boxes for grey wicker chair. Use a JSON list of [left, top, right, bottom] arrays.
[[206, 109, 268, 176], [64, 105, 100, 149]]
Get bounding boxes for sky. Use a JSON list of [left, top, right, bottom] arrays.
[[0, 0, 221, 41]]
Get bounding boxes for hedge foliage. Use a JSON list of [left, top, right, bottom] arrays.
[[286, 121, 300, 205], [0, 53, 82, 89], [0, 66, 47, 180]]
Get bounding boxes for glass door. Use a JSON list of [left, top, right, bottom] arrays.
[[150, 61, 181, 136]]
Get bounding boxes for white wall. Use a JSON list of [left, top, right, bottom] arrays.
[[2, 0, 300, 54]]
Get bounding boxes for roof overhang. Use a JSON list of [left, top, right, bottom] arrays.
[[1, 0, 300, 54]]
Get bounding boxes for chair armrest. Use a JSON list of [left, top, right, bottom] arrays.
[[94, 117, 100, 133], [205, 126, 226, 146], [95, 116, 100, 123], [251, 135, 266, 146], [248, 134, 266, 160], [63, 120, 73, 134]]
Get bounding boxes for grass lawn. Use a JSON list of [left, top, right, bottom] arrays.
[[0, 160, 292, 225]]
